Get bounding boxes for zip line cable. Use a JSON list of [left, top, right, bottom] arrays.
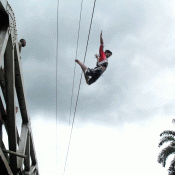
[[56, 0, 59, 174], [69, 0, 84, 125], [63, 0, 97, 174]]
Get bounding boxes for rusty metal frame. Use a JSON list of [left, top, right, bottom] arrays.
[[0, 1, 39, 174]]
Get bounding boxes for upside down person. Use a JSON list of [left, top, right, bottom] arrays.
[[75, 31, 112, 85]]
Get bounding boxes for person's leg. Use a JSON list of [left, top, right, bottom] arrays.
[[75, 59, 87, 71], [75, 59, 89, 84]]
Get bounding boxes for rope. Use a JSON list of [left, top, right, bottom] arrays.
[[56, 0, 59, 174], [63, 0, 97, 174], [69, 0, 84, 125]]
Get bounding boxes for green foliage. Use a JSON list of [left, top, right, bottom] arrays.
[[158, 136, 175, 147], [160, 130, 175, 137], [158, 130, 175, 168], [158, 145, 175, 167], [168, 158, 175, 174]]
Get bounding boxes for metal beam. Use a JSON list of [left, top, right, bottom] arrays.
[[24, 132, 30, 172], [23, 165, 36, 175], [0, 0, 7, 12], [2, 149, 27, 158], [4, 34, 17, 174], [0, 67, 7, 101], [17, 124, 28, 170], [0, 148, 13, 175], [30, 130, 37, 166], [14, 44, 29, 124], [0, 64, 20, 147], [30, 130, 39, 175], [0, 1, 39, 174], [0, 135, 8, 160], [0, 26, 9, 66]]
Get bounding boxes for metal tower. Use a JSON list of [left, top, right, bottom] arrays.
[[0, 0, 39, 174]]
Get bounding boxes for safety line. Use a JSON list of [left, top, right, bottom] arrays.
[[69, 0, 84, 125], [56, 0, 59, 174], [63, 0, 97, 175]]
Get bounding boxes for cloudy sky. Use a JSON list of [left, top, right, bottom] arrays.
[[3, 0, 175, 174]]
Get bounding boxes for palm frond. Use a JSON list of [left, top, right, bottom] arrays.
[[171, 142, 175, 147], [158, 145, 175, 167], [159, 136, 175, 147], [160, 130, 175, 137], [168, 157, 175, 175], [169, 157, 175, 170]]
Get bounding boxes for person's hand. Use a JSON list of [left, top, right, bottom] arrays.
[[95, 54, 98, 58], [100, 30, 103, 44]]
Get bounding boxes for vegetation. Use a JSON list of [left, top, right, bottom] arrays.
[[158, 130, 175, 175]]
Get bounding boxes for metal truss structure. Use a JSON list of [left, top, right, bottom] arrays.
[[0, 0, 39, 174]]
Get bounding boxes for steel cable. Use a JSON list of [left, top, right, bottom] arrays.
[[63, 0, 97, 174]]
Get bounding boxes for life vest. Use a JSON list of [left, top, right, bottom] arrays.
[[98, 44, 108, 65]]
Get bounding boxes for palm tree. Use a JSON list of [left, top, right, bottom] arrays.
[[168, 159, 175, 175], [158, 130, 175, 174]]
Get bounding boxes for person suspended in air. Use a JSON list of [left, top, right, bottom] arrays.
[[75, 31, 112, 85]]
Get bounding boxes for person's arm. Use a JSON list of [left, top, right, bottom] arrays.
[[18, 42, 22, 53], [99, 31, 104, 57], [100, 31, 104, 45]]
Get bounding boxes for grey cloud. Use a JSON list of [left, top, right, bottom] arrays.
[[7, 0, 175, 127]]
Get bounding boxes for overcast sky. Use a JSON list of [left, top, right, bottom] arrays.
[[3, 0, 175, 174]]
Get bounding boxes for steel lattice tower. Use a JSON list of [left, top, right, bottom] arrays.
[[0, 1, 39, 174]]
